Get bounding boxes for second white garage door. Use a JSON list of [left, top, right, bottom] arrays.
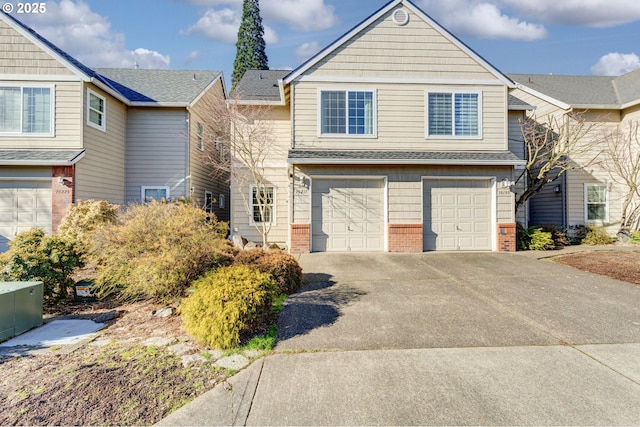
[[312, 179, 384, 252], [423, 179, 492, 251]]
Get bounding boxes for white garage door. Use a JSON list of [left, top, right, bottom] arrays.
[[423, 179, 492, 251], [0, 180, 52, 252], [312, 179, 384, 252]]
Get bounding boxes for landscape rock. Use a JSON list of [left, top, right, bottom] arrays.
[[93, 310, 119, 323], [152, 307, 173, 318], [214, 354, 250, 370]]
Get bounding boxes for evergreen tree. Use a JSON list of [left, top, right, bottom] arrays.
[[232, 0, 268, 87]]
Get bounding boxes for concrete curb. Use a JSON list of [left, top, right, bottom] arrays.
[[155, 358, 264, 426]]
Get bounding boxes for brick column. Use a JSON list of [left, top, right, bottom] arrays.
[[52, 166, 74, 234], [497, 223, 516, 252], [290, 224, 311, 254], [388, 224, 423, 252]]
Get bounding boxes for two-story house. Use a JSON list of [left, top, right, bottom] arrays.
[[231, 0, 526, 253], [0, 11, 229, 252]]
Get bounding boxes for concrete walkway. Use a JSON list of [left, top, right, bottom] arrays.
[[159, 251, 640, 426]]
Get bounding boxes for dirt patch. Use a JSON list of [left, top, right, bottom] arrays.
[[0, 299, 227, 426], [552, 249, 640, 285]]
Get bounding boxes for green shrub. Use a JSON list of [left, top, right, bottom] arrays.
[[0, 229, 84, 301], [234, 248, 303, 294], [89, 201, 235, 303], [582, 226, 616, 245], [57, 200, 118, 252], [180, 265, 276, 349], [516, 223, 555, 251]]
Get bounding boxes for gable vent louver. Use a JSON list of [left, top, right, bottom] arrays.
[[392, 8, 409, 26]]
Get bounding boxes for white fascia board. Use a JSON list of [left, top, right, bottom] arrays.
[[515, 84, 571, 110], [289, 158, 526, 166]]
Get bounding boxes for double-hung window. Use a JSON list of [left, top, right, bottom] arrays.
[[250, 185, 275, 225], [87, 89, 106, 131], [0, 85, 53, 135], [585, 183, 608, 223], [426, 91, 481, 138], [319, 89, 376, 136]]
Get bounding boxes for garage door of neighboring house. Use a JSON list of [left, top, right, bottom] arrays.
[[423, 179, 492, 251], [0, 180, 52, 252], [312, 178, 385, 252]]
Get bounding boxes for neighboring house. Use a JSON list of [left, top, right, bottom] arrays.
[[231, 0, 527, 253], [0, 11, 229, 252], [509, 71, 640, 236]]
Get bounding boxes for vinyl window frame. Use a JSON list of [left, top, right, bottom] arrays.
[[425, 91, 482, 139], [317, 88, 377, 138], [584, 183, 609, 224], [249, 184, 276, 226], [87, 89, 106, 131], [0, 83, 55, 137]]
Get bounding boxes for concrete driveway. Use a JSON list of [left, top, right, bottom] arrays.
[[160, 252, 640, 426]]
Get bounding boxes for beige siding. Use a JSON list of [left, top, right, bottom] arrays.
[[231, 167, 289, 246], [305, 6, 496, 80], [292, 82, 507, 151], [0, 81, 83, 149], [292, 164, 514, 225], [188, 79, 230, 221], [125, 108, 189, 203], [0, 21, 74, 76], [75, 84, 126, 204]]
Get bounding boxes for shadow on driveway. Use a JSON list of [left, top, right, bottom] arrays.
[[276, 273, 367, 342]]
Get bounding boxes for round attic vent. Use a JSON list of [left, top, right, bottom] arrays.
[[392, 8, 409, 26]]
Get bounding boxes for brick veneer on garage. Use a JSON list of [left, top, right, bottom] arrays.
[[497, 223, 516, 252], [52, 166, 74, 233], [388, 224, 423, 252], [290, 224, 311, 253]]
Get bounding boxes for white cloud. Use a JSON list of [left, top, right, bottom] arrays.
[[262, 0, 338, 31], [418, 0, 547, 41], [502, 0, 640, 27], [181, 7, 278, 44], [591, 53, 640, 76], [295, 41, 321, 62], [20, 0, 170, 69]]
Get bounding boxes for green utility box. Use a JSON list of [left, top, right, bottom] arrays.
[[0, 282, 44, 342]]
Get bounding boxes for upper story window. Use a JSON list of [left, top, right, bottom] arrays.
[[0, 85, 53, 136], [87, 89, 106, 131], [319, 89, 376, 137], [426, 91, 481, 138], [585, 183, 608, 223]]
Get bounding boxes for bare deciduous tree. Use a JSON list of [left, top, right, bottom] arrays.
[[197, 92, 276, 247], [604, 120, 640, 235], [515, 112, 602, 213]]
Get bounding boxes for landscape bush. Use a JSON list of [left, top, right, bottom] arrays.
[[57, 200, 119, 253], [89, 201, 235, 303], [582, 225, 616, 245], [516, 223, 555, 251], [234, 248, 303, 294], [180, 265, 276, 349], [0, 229, 84, 301]]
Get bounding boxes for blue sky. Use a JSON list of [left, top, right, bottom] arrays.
[[13, 0, 640, 88]]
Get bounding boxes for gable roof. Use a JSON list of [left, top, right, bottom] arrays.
[[231, 70, 289, 104], [510, 70, 640, 110], [283, 0, 515, 87], [94, 69, 223, 106], [0, 11, 224, 107]]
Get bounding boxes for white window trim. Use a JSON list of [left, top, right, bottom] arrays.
[[87, 89, 106, 131], [317, 88, 378, 138], [249, 184, 276, 226], [0, 83, 55, 137], [141, 186, 170, 202], [425, 90, 483, 140], [584, 183, 609, 225]]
